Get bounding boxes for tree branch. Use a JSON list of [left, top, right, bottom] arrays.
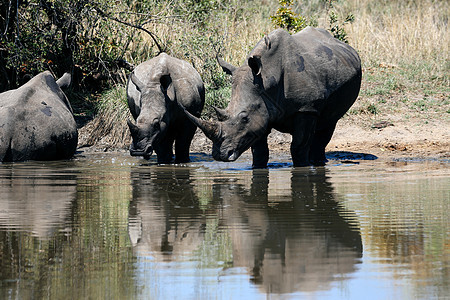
[[94, 6, 165, 54]]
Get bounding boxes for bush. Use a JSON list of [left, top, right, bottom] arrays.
[[270, 0, 308, 33], [0, 0, 272, 115], [0, 0, 133, 91], [326, 0, 355, 43], [270, 0, 354, 43]]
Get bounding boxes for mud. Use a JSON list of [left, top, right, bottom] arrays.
[[76, 109, 450, 163]]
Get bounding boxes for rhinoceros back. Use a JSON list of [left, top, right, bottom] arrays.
[[127, 53, 204, 119], [0, 71, 78, 162], [250, 27, 361, 116]]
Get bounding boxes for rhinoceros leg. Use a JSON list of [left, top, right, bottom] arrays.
[[155, 136, 175, 164], [290, 113, 317, 167], [308, 72, 361, 166], [174, 119, 196, 163], [0, 139, 12, 162], [0, 126, 9, 162], [309, 123, 336, 166], [251, 134, 269, 169]]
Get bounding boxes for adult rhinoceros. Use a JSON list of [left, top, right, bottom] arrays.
[[182, 27, 361, 167], [127, 53, 205, 163], [0, 71, 77, 162]]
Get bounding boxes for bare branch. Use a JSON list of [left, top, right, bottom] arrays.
[[94, 5, 165, 54]]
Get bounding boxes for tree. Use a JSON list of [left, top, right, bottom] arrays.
[[0, 0, 142, 92]]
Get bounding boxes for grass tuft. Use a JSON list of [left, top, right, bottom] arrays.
[[82, 85, 132, 149]]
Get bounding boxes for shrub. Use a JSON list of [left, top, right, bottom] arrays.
[[270, 0, 307, 33], [326, 0, 354, 43], [0, 0, 155, 92], [270, 0, 354, 43]]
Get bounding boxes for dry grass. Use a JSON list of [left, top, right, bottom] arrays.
[[78, 86, 132, 149], [118, 0, 449, 85], [346, 0, 449, 76], [336, 0, 449, 123]]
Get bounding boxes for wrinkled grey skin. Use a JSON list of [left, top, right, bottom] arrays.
[[183, 27, 361, 168], [0, 71, 77, 162], [127, 53, 205, 163]]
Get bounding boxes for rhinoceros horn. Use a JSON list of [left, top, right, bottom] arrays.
[[127, 118, 140, 136], [213, 106, 230, 121], [178, 103, 221, 141], [216, 56, 236, 75]]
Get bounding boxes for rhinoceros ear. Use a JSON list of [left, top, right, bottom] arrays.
[[216, 56, 236, 75], [264, 35, 271, 50], [56, 72, 71, 89], [248, 55, 262, 76], [130, 72, 146, 93], [160, 74, 175, 100]]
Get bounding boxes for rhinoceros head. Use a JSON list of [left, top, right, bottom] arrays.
[[127, 72, 174, 159], [180, 56, 269, 162]]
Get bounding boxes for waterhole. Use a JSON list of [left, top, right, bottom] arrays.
[[0, 152, 448, 299]]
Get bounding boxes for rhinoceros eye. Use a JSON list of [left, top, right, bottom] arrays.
[[238, 112, 249, 123], [152, 119, 160, 130]]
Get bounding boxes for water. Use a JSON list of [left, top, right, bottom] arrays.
[[0, 152, 448, 300]]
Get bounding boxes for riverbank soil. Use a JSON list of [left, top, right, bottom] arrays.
[[78, 91, 449, 161], [180, 92, 450, 161], [187, 116, 449, 161]]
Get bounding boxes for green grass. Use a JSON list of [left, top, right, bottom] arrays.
[[97, 85, 128, 116], [83, 85, 131, 147]]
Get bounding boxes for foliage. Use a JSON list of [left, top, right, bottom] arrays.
[[0, 0, 270, 117], [270, 0, 354, 42], [326, 0, 355, 43], [163, 0, 269, 116], [0, 0, 135, 91], [270, 0, 307, 33], [1, 0, 447, 126]]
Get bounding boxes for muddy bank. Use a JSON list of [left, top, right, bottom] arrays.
[[77, 111, 450, 162], [326, 114, 450, 161]]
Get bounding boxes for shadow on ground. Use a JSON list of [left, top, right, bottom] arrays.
[[326, 151, 378, 161]]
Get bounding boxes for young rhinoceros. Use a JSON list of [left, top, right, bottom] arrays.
[[0, 71, 77, 162], [181, 27, 361, 168], [127, 53, 205, 163]]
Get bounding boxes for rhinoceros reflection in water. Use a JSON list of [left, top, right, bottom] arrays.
[[128, 167, 205, 259], [0, 164, 76, 238], [219, 168, 362, 293], [128, 167, 362, 294]]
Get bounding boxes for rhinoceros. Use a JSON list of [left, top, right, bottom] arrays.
[[127, 53, 205, 163], [0, 71, 77, 162], [182, 27, 361, 167]]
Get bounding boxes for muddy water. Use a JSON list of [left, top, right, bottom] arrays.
[[0, 153, 448, 299]]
